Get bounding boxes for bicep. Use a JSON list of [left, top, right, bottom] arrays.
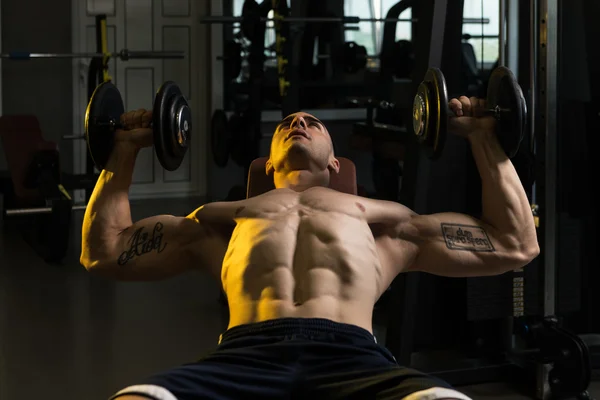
[[402, 212, 523, 277]]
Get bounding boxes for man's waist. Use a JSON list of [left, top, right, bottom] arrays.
[[219, 317, 377, 344]]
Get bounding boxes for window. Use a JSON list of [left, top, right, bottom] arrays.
[[344, 0, 412, 56], [232, 1, 275, 56], [463, 0, 500, 66], [228, 0, 499, 66]]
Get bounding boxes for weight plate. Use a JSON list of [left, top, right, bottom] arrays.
[[343, 42, 368, 74], [413, 83, 430, 141], [487, 66, 525, 158], [153, 81, 190, 171], [413, 68, 447, 160], [84, 81, 124, 171], [169, 95, 191, 155], [210, 109, 230, 168]]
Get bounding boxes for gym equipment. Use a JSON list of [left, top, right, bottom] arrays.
[[341, 42, 368, 74], [511, 317, 592, 400], [389, 40, 415, 78], [202, 0, 488, 42], [199, 15, 490, 25], [0, 49, 183, 60], [5, 204, 87, 216], [412, 67, 526, 160], [153, 82, 192, 171], [2, 80, 191, 260], [0, 142, 78, 262], [228, 112, 255, 168], [218, 41, 377, 76], [85, 80, 191, 172], [211, 109, 231, 168], [222, 40, 243, 82], [209, 109, 258, 169]]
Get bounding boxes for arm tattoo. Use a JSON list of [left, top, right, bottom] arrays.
[[441, 223, 495, 252], [118, 222, 168, 265]]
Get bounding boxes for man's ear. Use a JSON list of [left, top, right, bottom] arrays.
[[265, 158, 274, 175], [329, 157, 340, 174]]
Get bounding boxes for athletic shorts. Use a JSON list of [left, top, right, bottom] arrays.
[[110, 318, 471, 400]]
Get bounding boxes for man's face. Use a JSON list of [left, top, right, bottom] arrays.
[[267, 112, 336, 174]]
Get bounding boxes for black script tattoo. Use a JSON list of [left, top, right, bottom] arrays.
[[441, 223, 495, 252], [117, 222, 168, 265]]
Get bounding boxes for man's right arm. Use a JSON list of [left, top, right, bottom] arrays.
[[80, 144, 223, 281]]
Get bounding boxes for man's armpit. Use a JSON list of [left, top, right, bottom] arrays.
[[117, 222, 168, 265], [440, 223, 495, 252]]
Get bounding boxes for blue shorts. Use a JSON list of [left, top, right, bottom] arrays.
[[110, 318, 470, 400]]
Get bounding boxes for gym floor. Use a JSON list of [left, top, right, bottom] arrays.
[[0, 197, 598, 400]]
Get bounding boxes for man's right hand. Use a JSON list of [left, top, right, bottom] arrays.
[[115, 108, 154, 149]]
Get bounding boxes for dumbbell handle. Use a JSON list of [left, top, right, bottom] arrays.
[[94, 117, 153, 131], [94, 118, 123, 131], [448, 105, 510, 118]]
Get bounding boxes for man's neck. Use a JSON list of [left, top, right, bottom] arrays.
[[273, 169, 329, 191]]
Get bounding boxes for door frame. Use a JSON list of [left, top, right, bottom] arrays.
[[70, 0, 207, 201]]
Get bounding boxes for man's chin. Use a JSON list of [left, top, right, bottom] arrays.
[[285, 141, 311, 155]]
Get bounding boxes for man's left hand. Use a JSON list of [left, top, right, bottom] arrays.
[[448, 96, 495, 138]]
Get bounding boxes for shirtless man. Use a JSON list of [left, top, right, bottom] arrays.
[[81, 96, 539, 400]]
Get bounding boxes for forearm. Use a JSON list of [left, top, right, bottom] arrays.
[[469, 130, 538, 253], [81, 145, 138, 268]]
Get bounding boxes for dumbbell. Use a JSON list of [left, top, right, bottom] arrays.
[[84, 81, 192, 171], [412, 67, 527, 160]]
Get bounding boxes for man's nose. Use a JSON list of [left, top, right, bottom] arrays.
[[290, 115, 307, 129]]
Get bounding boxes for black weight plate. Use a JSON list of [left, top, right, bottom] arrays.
[[413, 68, 447, 160], [413, 82, 430, 142], [211, 109, 230, 167], [343, 42, 367, 74], [487, 66, 524, 158], [168, 95, 191, 157], [153, 81, 190, 171], [84, 81, 124, 171]]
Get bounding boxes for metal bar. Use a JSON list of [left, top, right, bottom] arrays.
[[499, 0, 507, 65], [506, 0, 520, 76], [0, 50, 184, 60], [462, 34, 500, 39], [5, 204, 87, 216], [200, 16, 412, 23], [217, 53, 378, 61], [530, 0, 537, 155], [463, 18, 490, 24], [198, 16, 489, 24], [540, 0, 558, 318], [62, 135, 85, 140]]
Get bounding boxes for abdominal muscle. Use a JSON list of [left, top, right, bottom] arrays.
[[221, 207, 383, 333]]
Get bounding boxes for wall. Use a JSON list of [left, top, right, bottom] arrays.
[[1, 0, 73, 172]]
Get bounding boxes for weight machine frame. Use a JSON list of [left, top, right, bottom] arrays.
[[383, 0, 593, 398]]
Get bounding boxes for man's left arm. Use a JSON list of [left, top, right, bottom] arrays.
[[402, 128, 539, 277]]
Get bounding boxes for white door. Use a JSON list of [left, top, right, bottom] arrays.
[[71, 0, 207, 200]]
